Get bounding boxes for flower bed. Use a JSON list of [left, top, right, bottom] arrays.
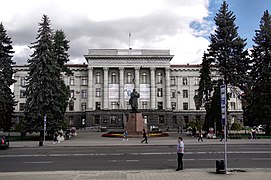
[[102, 131, 169, 138]]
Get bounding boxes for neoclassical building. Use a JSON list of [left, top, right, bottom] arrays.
[[13, 49, 243, 130]]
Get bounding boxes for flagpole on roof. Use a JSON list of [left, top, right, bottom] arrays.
[[129, 32, 131, 49]]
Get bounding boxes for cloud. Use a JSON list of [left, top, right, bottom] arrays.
[[0, 0, 212, 65]]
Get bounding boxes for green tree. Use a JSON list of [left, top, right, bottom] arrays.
[[23, 15, 67, 144], [208, 1, 248, 87], [194, 53, 213, 132], [0, 23, 16, 131], [249, 10, 271, 135]]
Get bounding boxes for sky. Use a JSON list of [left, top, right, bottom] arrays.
[[0, 0, 271, 65]]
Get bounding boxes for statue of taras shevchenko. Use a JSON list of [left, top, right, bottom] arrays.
[[129, 89, 140, 113]]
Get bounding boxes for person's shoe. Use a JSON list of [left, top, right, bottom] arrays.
[[175, 168, 181, 171]]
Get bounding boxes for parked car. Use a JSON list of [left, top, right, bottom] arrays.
[[0, 135, 9, 150]]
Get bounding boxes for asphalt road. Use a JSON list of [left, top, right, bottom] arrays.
[[1, 143, 271, 172]]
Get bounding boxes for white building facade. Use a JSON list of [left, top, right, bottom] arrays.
[[13, 49, 243, 130]]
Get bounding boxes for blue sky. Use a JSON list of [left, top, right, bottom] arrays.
[[209, 0, 271, 48]]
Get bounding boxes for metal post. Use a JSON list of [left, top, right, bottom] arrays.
[[220, 84, 228, 173], [44, 115, 46, 145]]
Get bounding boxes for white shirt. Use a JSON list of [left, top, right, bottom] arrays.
[[177, 141, 184, 154]]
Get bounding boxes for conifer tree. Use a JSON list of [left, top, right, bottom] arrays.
[[24, 15, 61, 144], [208, 1, 248, 86], [249, 10, 271, 135], [0, 23, 16, 131]]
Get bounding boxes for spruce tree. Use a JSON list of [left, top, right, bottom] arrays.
[[0, 23, 16, 131], [24, 15, 61, 144], [194, 53, 213, 132], [249, 10, 271, 135], [208, 1, 248, 87]]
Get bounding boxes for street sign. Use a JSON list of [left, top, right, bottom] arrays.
[[220, 85, 227, 126]]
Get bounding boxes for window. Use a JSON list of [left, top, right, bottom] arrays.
[[82, 76, 88, 85], [111, 72, 117, 84], [81, 89, 87, 98], [158, 102, 163, 109], [81, 117, 86, 126], [96, 72, 101, 84], [96, 102, 101, 110], [69, 116, 74, 125], [184, 116, 189, 124], [142, 72, 147, 84], [159, 115, 165, 124], [230, 102, 236, 110], [127, 72, 132, 83], [19, 103, 25, 111], [69, 101, 74, 111], [157, 88, 163, 97], [195, 77, 199, 85], [173, 116, 177, 124], [111, 102, 118, 109], [94, 116, 100, 124], [142, 101, 148, 109], [170, 77, 176, 85], [69, 77, 74, 86], [81, 102, 86, 111], [20, 77, 26, 86], [171, 102, 176, 110], [230, 92, 236, 98], [183, 77, 187, 85], [110, 116, 116, 124], [157, 72, 162, 83], [70, 90, 74, 98], [183, 90, 188, 98], [183, 102, 188, 110], [143, 115, 148, 124], [20, 90, 26, 98], [96, 88, 101, 97], [171, 90, 176, 98]]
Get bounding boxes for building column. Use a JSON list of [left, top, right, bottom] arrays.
[[150, 67, 156, 109], [135, 66, 140, 90], [87, 67, 93, 110], [165, 67, 171, 110], [119, 67, 124, 109], [103, 67, 109, 109]]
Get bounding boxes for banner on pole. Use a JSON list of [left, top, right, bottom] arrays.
[[220, 85, 227, 126]]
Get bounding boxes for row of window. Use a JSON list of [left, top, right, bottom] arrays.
[[19, 76, 200, 87], [18, 101, 237, 112], [67, 115, 193, 126]]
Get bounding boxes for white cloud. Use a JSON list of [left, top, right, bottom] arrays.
[[0, 0, 212, 65]]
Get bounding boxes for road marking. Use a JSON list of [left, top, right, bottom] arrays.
[[23, 161, 52, 164], [2, 151, 271, 158], [126, 160, 139, 162], [252, 158, 271, 161]]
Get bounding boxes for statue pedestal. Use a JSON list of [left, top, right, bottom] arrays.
[[125, 113, 145, 135]]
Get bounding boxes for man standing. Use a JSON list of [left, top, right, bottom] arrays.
[[176, 137, 184, 171]]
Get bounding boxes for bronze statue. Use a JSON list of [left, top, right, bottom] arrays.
[[129, 89, 140, 112]]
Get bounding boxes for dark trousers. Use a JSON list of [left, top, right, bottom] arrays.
[[177, 153, 184, 170], [141, 136, 148, 143], [198, 137, 203, 142]]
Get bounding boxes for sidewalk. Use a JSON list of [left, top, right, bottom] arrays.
[[0, 169, 271, 180]]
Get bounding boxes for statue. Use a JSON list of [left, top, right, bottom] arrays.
[[129, 89, 140, 113]]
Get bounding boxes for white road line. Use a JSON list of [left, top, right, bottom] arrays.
[[126, 160, 139, 162], [23, 161, 52, 164], [252, 158, 271, 161]]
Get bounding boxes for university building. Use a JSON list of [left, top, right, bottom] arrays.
[[13, 49, 243, 130]]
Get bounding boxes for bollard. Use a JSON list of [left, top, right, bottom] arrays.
[[216, 160, 225, 174]]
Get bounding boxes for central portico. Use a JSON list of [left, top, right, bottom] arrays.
[[84, 49, 174, 112]]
